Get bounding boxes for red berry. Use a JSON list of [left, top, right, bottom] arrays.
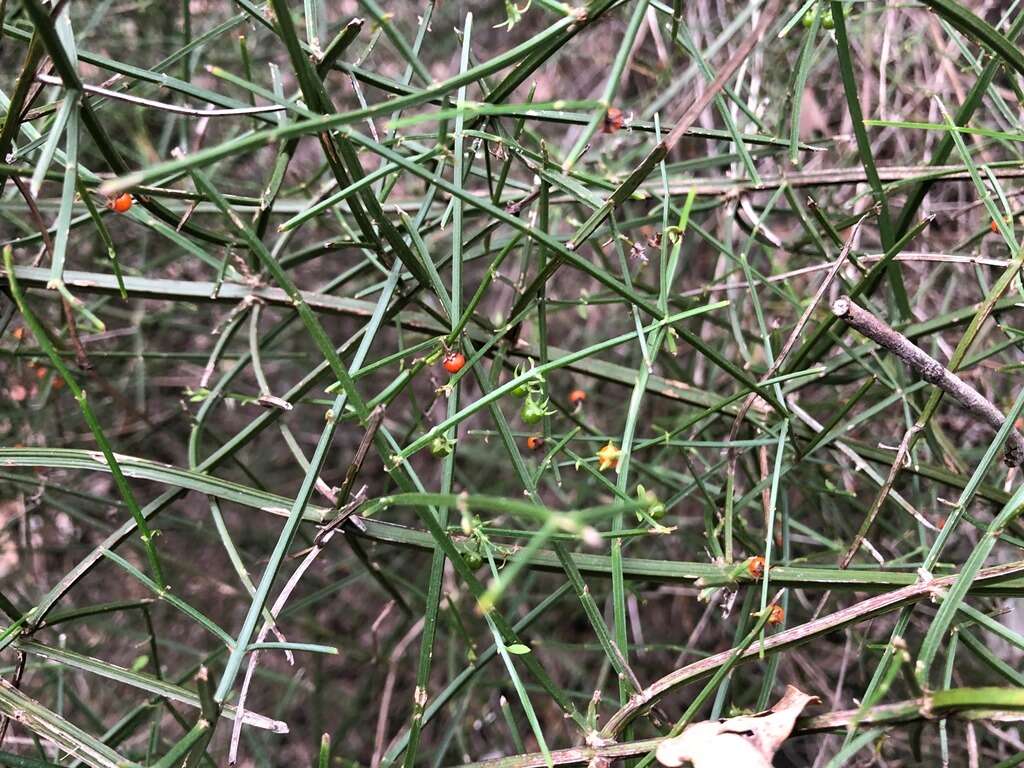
[[602, 107, 624, 134], [569, 389, 587, 405], [747, 556, 766, 579], [108, 193, 133, 213], [442, 351, 466, 374], [526, 436, 544, 450]]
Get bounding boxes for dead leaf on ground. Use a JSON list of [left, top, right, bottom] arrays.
[[656, 685, 819, 768]]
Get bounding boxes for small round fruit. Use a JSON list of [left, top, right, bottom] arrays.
[[602, 106, 624, 134], [568, 389, 587, 405], [108, 193, 133, 213], [767, 604, 785, 625], [442, 350, 466, 374], [821, 9, 835, 29], [463, 550, 483, 569], [526, 435, 544, 450], [430, 435, 454, 457], [520, 395, 549, 425], [802, 9, 815, 27], [747, 556, 766, 579], [511, 381, 531, 398]]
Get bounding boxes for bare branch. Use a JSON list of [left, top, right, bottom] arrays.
[[598, 560, 1024, 740], [36, 73, 286, 117], [831, 295, 1024, 466]]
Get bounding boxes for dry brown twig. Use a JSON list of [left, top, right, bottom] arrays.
[[597, 559, 1024, 740], [831, 296, 1024, 467], [454, 684, 1024, 768]]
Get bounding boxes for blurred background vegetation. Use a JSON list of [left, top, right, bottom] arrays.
[[2, 0, 1024, 766]]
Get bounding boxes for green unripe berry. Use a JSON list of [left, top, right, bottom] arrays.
[[430, 435, 454, 457], [520, 394, 550, 425]]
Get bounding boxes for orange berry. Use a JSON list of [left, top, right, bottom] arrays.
[[12, 327, 24, 341], [442, 350, 466, 374], [601, 106, 624, 134], [747, 556, 766, 579], [767, 604, 785, 625], [108, 193, 133, 213], [526, 435, 544, 450], [568, 389, 587, 405], [992, 215, 1013, 233]]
